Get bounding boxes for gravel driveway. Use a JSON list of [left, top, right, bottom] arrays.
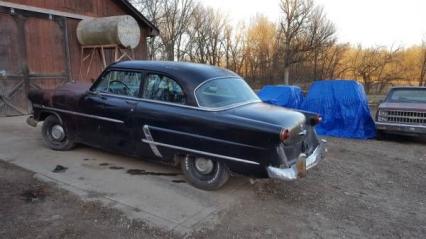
[[193, 136, 426, 238], [1, 136, 425, 238]]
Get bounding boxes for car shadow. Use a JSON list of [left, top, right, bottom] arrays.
[[378, 134, 426, 144]]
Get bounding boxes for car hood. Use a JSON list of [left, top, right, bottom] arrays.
[[28, 82, 91, 109], [379, 102, 426, 112], [226, 102, 306, 129]]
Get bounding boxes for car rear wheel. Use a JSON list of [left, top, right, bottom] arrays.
[[181, 155, 230, 190], [42, 115, 75, 151]]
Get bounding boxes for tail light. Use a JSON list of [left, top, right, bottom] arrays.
[[310, 116, 322, 126], [280, 128, 290, 142]]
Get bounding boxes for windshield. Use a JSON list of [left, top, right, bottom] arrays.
[[387, 88, 426, 103], [195, 78, 260, 108]]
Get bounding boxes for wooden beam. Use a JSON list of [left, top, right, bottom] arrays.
[[0, 1, 92, 20]]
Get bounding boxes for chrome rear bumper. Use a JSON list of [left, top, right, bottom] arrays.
[[266, 139, 327, 181]]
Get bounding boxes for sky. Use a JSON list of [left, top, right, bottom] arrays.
[[201, 0, 426, 48]]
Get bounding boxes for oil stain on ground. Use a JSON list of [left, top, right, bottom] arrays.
[[126, 169, 180, 176], [171, 180, 186, 183], [21, 187, 47, 203], [109, 166, 124, 170], [52, 165, 67, 173]]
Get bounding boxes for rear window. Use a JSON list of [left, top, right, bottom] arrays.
[[195, 78, 260, 108], [387, 89, 426, 103]]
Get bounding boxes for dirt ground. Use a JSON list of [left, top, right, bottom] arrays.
[[193, 136, 426, 238], [1, 136, 425, 239], [0, 160, 175, 239]]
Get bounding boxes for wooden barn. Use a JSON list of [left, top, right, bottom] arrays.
[[0, 0, 158, 116]]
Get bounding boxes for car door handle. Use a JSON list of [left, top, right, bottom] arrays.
[[125, 100, 137, 112], [125, 100, 137, 105]]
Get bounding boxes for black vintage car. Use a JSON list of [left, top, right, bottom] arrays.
[[27, 61, 326, 190]]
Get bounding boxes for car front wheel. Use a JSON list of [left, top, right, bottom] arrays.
[[42, 115, 75, 151], [181, 156, 230, 190]]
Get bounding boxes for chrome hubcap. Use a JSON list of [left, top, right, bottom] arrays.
[[194, 158, 214, 174], [51, 125, 65, 141]]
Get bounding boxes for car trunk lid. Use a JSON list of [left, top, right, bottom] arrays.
[[228, 102, 308, 143]]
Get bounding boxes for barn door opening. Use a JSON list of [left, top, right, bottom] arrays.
[[0, 13, 27, 116], [0, 11, 70, 117], [25, 17, 68, 100]]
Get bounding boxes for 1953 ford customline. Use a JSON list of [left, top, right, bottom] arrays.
[[27, 61, 326, 190]]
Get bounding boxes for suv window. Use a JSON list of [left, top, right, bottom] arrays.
[[94, 71, 143, 97], [142, 74, 185, 104]]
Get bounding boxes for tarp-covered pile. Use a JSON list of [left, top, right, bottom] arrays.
[[258, 85, 304, 109], [301, 80, 376, 139]]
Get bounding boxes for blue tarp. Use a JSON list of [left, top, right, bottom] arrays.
[[258, 85, 304, 109], [301, 80, 376, 139]]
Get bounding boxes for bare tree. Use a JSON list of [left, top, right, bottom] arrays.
[[184, 6, 228, 65], [225, 23, 247, 74], [132, 0, 196, 60], [131, 0, 163, 59], [278, 0, 335, 84], [313, 43, 348, 80], [348, 46, 405, 94], [243, 15, 276, 85], [162, 0, 196, 60], [419, 41, 426, 86]]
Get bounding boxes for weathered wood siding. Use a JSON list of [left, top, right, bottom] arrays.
[[0, 0, 149, 116], [5, 0, 129, 18]]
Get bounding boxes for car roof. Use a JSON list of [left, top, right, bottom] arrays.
[[111, 60, 240, 85], [110, 61, 241, 106]]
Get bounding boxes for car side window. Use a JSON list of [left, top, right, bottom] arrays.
[[94, 71, 143, 97], [142, 74, 186, 104]]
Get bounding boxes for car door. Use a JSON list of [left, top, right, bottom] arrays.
[[77, 90, 108, 147], [86, 69, 144, 154], [133, 73, 188, 160]]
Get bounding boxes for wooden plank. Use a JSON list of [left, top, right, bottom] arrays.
[[63, 17, 72, 82], [15, 13, 30, 115], [0, 13, 20, 74], [25, 17, 66, 74], [0, 1, 92, 20]]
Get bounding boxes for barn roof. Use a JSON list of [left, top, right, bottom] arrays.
[[0, 0, 159, 37], [117, 0, 159, 37]]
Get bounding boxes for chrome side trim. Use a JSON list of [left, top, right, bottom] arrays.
[[148, 125, 265, 150], [142, 125, 163, 158], [32, 105, 124, 124], [97, 91, 261, 112], [141, 139, 260, 165]]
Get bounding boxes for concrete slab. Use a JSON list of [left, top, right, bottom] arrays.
[[0, 116, 250, 234]]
